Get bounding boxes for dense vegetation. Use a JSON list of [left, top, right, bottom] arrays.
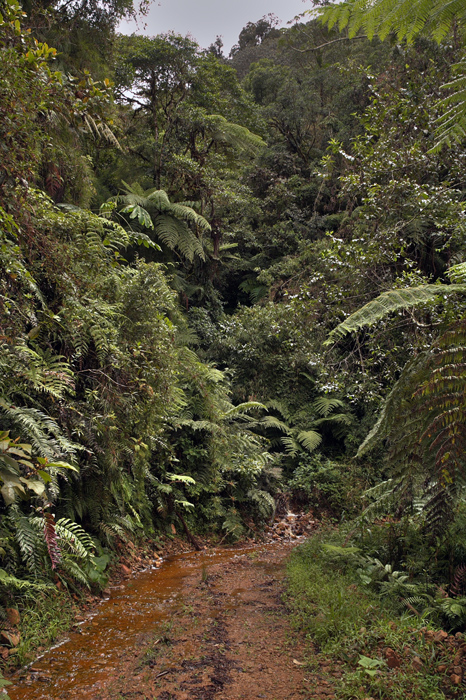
[[3, 0, 466, 692]]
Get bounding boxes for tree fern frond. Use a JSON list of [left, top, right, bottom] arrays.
[[312, 396, 346, 417], [448, 262, 466, 283], [313, 413, 353, 427], [320, 0, 466, 43], [319, 0, 466, 150], [222, 401, 266, 418], [259, 415, 291, 433], [207, 115, 266, 155], [357, 353, 429, 457], [326, 285, 466, 344], [265, 399, 292, 421], [280, 436, 300, 456], [296, 430, 322, 453]]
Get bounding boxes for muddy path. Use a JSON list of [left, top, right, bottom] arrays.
[[10, 532, 340, 700]]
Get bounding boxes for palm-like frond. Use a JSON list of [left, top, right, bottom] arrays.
[[109, 183, 210, 262], [320, 0, 466, 44], [356, 319, 466, 531], [207, 115, 266, 155], [319, 0, 466, 149], [448, 261, 466, 283], [326, 284, 466, 344], [282, 436, 301, 457], [296, 430, 323, 453], [312, 396, 346, 417], [434, 58, 466, 150], [155, 215, 205, 262]]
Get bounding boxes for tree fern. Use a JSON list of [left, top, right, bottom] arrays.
[[355, 319, 466, 531], [107, 182, 210, 263], [207, 115, 266, 155], [154, 215, 205, 262], [296, 430, 323, 453]]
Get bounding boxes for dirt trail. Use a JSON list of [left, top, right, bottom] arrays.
[[10, 512, 341, 700], [93, 543, 338, 700]]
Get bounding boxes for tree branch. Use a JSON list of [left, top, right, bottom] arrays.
[[291, 35, 367, 53]]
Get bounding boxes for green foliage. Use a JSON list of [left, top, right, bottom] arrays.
[[289, 454, 364, 515], [5, 0, 466, 670], [320, 0, 464, 44], [326, 284, 466, 344], [107, 181, 209, 262], [14, 588, 76, 667], [286, 535, 453, 699], [320, 0, 466, 150]]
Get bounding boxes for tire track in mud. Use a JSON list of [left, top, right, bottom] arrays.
[[100, 544, 338, 700]]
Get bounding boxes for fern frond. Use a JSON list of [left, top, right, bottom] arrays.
[[207, 115, 266, 156], [320, 0, 466, 44], [55, 518, 95, 558], [280, 436, 300, 457], [296, 430, 323, 453], [0, 568, 52, 591], [0, 400, 78, 461], [326, 284, 466, 344], [312, 397, 345, 417], [10, 511, 46, 578]]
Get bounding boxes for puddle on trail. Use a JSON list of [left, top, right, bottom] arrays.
[[8, 543, 284, 700]]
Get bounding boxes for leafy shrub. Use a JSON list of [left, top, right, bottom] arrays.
[[289, 454, 367, 516]]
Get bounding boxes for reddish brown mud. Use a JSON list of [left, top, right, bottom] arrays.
[[9, 529, 336, 700]]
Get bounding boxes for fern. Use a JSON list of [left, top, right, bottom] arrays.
[[326, 284, 466, 345], [0, 568, 52, 591], [312, 396, 345, 417], [355, 319, 466, 531], [451, 564, 466, 596], [247, 488, 275, 518], [54, 518, 95, 559], [58, 558, 91, 588], [10, 510, 46, 579], [106, 182, 210, 263], [21, 346, 75, 399], [319, 0, 466, 149], [439, 596, 466, 624], [296, 430, 323, 452], [207, 115, 266, 155], [0, 400, 78, 461], [320, 0, 466, 45]]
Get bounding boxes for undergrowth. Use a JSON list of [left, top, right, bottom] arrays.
[[10, 590, 76, 668], [286, 534, 463, 699]]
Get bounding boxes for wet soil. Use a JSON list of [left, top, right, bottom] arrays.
[[9, 539, 338, 700]]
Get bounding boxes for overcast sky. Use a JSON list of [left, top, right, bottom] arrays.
[[120, 0, 312, 54]]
